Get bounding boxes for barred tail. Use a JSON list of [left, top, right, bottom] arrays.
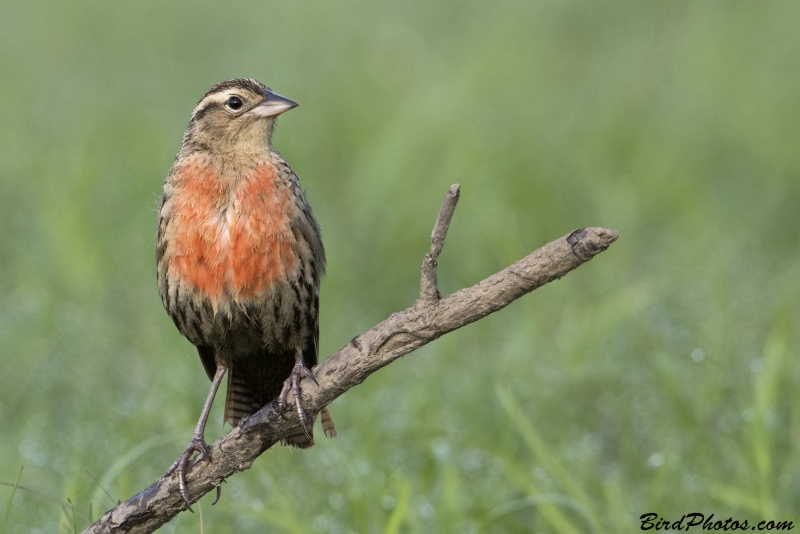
[[224, 366, 262, 427], [280, 407, 337, 448], [321, 407, 337, 438], [281, 422, 315, 449], [225, 366, 337, 449]]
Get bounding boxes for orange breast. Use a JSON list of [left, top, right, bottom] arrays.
[[167, 160, 297, 302]]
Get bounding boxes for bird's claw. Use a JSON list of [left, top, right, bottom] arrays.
[[278, 363, 316, 437], [212, 479, 227, 506], [166, 436, 210, 512]]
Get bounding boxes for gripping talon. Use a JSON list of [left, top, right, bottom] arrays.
[[165, 457, 180, 476], [166, 436, 210, 512], [298, 407, 310, 438], [178, 464, 193, 512], [212, 479, 226, 506], [278, 378, 291, 417], [300, 366, 318, 386], [291, 367, 309, 435], [279, 361, 314, 438]]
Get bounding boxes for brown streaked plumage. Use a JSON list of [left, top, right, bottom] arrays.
[[156, 78, 335, 511]]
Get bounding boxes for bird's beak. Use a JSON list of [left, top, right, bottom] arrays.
[[250, 89, 298, 118]]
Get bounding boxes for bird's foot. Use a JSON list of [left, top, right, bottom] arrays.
[[166, 435, 210, 512], [278, 362, 318, 437], [212, 479, 227, 506]]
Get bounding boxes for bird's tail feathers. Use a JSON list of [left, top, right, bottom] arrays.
[[321, 407, 337, 438], [225, 365, 337, 448], [281, 422, 315, 448], [224, 367, 263, 427], [281, 407, 337, 448]]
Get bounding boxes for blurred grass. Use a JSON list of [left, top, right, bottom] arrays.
[[0, 467, 23, 533], [1, 0, 799, 532]]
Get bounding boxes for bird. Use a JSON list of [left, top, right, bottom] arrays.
[[156, 78, 336, 510]]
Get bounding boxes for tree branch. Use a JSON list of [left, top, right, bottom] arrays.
[[82, 186, 618, 533], [420, 183, 460, 304]]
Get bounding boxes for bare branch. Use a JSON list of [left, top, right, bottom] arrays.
[[420, 183, 461, 304], [82, 186, 618, 533]]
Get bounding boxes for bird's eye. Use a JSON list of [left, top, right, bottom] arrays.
[[225, 96, 243, 111]]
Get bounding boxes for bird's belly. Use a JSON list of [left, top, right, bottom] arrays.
[[169, 214, 296, 303]]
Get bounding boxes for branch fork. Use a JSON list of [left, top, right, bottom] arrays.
[[419, 183, 461, 306], [82, 185, 618, 533]]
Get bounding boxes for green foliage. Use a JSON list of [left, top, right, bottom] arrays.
[[1, 0, 799, 532], [0, 468, 23, 533]]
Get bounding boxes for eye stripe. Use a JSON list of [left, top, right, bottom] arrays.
[[192, 89, 253, 118]]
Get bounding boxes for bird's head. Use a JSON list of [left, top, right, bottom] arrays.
[[182, 78, 298, 155]]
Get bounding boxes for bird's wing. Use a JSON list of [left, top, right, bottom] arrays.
[[196, 344, 217, 381]]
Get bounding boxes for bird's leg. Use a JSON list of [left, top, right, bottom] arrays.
[[166, 364, 227, 512], [278, 349, 318, 437]]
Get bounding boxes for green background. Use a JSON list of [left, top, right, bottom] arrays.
[[1, 0, 799, 532]]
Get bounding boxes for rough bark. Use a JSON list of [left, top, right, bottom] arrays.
[[82, 184, 618, 533]]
